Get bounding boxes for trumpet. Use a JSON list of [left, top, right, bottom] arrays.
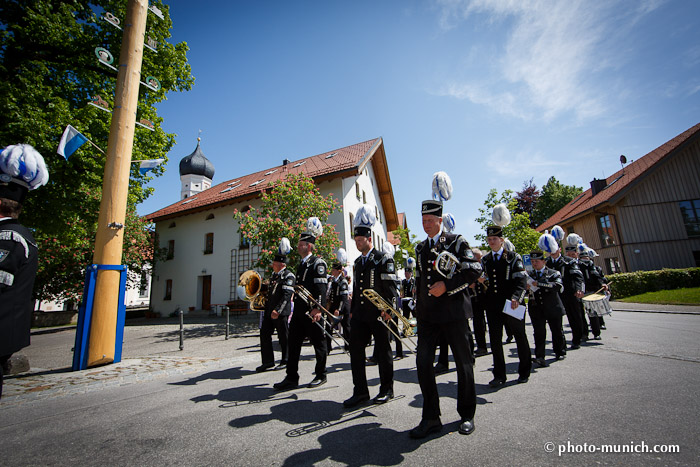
[[238, 270, 268, 311], [362, 289, 417, 352], [295, 285, 350, 351]]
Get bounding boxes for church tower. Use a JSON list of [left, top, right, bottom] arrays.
[[179, 138, 215, 199]]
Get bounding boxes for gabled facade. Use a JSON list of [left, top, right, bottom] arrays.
[[538, 123, 700, 273], [146, 138, 399, 314]]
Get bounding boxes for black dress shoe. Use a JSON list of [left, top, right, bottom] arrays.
[[394, 354, 404, 360], [569, 344, 580, 350], [274, 362, 287, 370], [256, 363, 274, 372], [593, 335, 602, 340], [409, 418, 442, 439], [434, 362, 449, 375], [474, 348, 488, 357], [505, 336, 514, 344], [343, 393, 370, 408], [488, 378, 506, 388], [459, 418, 475, 435], [555, 354, 566, 361], [517, 375, 529, 384], [308, 376, 327, 388], [273, 378, 298, 391], [366, 357, 377, 366], [533, 357, 549, 368], [373, 390, 394, 404]]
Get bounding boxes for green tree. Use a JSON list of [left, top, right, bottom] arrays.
[[475, 189, 541, 254], [531, 176, 583, 227], [390, 225, 418, 267], [233, 174, 342, 275], [0, 1, 194, 301]]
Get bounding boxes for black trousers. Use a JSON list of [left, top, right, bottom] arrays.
[[417, 318, 476, 421], [390, 314, 403, 357], [580, 302, 601, 338], [437, 321, 474, 366], [0, 354, 10, 399], [285, 314, 327, 383], [529, 308, 566, 358], [486, 301, 531, 380], [562, 294, 583, 346], [472, 298, 488, 350], [349, 318, 393, 397], [260, 313, 289, 365], [402, 300, 414, 320]]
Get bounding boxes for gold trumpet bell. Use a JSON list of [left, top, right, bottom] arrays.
[[238, 270, 268, 311]]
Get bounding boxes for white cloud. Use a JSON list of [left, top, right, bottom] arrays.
[[433, 0, 663, 122], [483, 148, 569, 179]]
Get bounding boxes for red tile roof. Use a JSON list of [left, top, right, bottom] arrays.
[[538, 122, 700, 232], [147, 138, 382, 222]]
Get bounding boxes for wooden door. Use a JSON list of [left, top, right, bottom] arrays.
[[202, 275, 212, 310]]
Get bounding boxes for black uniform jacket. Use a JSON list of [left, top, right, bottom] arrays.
[[0, 218, 39, 356], [414, 232, 482, 323], [527, 267, 566, 317], [329, 275, 350, 315], [351, 248, 399, 323], [266, 267, 295, 317], [481, 249, 528, 306], [579, 259, 606, 293], [401, 277, 415, 298], [292, 255, 328, 320], [546, 255, 584, 296]]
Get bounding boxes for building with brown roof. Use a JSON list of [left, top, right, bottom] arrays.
[[146, 137, 399, 313], [538, 123, 700, 273]]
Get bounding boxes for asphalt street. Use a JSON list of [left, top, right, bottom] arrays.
[[1, 309, 699, 466]]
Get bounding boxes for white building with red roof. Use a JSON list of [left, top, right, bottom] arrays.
[[146, 137, 399, 314]]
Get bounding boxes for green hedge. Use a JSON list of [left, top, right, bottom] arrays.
[[607, 268, 700, 299]]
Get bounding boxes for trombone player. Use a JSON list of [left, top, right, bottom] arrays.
[[343, 205, 400, 408], [410, 172, 482, 439], [257, 238, 295, 372]]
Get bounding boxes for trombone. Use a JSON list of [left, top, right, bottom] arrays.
[[362, 289, 417, 352], [295, 285, 350, 352]]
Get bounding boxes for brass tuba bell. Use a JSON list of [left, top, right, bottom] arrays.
[[238, 270, 268, 311]]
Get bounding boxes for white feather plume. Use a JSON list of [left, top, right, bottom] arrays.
[[382, 241, 395, 257], [336, 248, 348, 265], [278, 237, 291, 255], [538, 233, 558, 253], [577, 241, 588, 254], [306, 217, 323, 238], [551, 225, 565, 242], [492, 203, 511, 227], [353, 204, 376, 228], [406, 257, 416, 268], [431, 171, 453, 201], [566, 233, 582, 246], [442, 213, 456, 233], [0, 144, 49, 189], [588, 248, 598, 257], [504, 238, 515, 252]]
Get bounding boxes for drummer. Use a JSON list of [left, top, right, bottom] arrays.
[[578, 249, 607, 341]]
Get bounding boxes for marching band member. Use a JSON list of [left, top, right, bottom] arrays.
[[469, 247, 489, 356], [274, 218, 329, 390], [410, 172, 481, 438], [343, 205, 399, 408], [329, 248, 351, 351], [527, 247, 567, 367], [401, 257, 416, 321], [480, 204, 531, 387], [578, 246, 607, 341], [257, 238, 295, 372], [546, 230, 585, 350]]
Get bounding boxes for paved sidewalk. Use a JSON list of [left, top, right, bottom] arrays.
[[610, 301, 700, 314]]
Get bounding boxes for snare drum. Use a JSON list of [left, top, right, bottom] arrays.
[[582, 293, 612, 317]]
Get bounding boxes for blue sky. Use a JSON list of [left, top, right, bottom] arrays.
[[138, 0, 700, 246]]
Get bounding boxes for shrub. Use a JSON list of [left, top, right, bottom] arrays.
[[607, 268, 700, 299]]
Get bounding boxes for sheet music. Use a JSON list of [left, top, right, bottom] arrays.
[[503, 301, 526, 320]]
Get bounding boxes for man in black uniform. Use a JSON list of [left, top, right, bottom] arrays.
[[343, 206, 400, 408], [479, 225, 531, 387], [274, 223, 328, 390], [329, 257, 351, 350], [257, 239, 295, 372], [409, 199, 481, 438], [578, 249, 607, 340], [0, 144, 48, 399], [547, 244, 585, 350], [401, 263, 415, 320], [527, 251, 567, 366], [469, 247, 488, 356]]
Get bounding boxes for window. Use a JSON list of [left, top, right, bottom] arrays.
[[139, 272, 149, 298], [164, 279, 172, 300], [679, 199, 700, 237], [349, 213, 354, 235], [355, 182, 361, 201], [292, 161, 306, 168], [166, 240, 174, 260], [598, 215, 615, 246], [605, 257, 621, 275], [693, 251, 700, 267], [240, 232, 250, 249], [362, 191, 366, 204], [204, 232, 214, 254]]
